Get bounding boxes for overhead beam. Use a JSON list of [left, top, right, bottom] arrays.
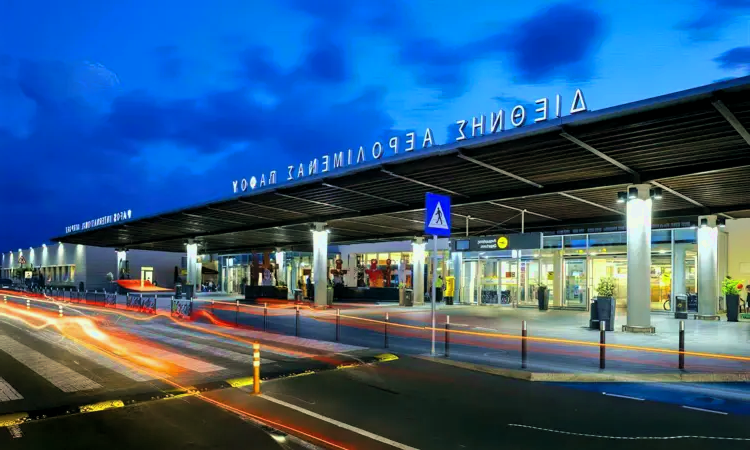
[[381, 169, 466, 197], [207, 206, 274, 221], [182, 212, 244, 226], [275, 193, 358, 211], [456, 153, 543, 188], [712, 99, 750, 147], [559, 192, 625, 215], [649, 181, 706, 209], [488, 201, 560, 221], [560, 132, 640, 180], [322, 183, 408, 206]]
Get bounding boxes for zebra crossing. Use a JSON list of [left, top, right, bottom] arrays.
[[0, 319, 287, 407]]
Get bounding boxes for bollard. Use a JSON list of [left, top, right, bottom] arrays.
[[335, 308, 341, 342], [445, 315, 451, 358], [599, 320, 606, 370], [26, 299, 30, 310], [521, 320, 528, 369], [3, 295, 6, 304], [679, 320, 685, 370], [263, 303, 268, 332], [210, 300, 214, 314], [235, 300, 240, 327], [58, 304, 63, 318], [253, 343, 261, 395], [295, 306, 300, 337], [384, 313, 389, 348]]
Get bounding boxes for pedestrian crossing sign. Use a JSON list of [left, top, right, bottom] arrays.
[[425, 192, 451, 236]]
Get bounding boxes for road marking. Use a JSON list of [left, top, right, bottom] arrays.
[[140, 324, 302, 359], [0, 377, 22, 402], [0, 335, 102, 392], [131, 328, 274, 364], [681, 405, 728, 415], [8, 425, 22, 438], [602, 392, 644, 401], [260, 394, 419, 450], [31, 329, 158, 382], [114, 338, 225, 373], [507, 424, 749, 440]]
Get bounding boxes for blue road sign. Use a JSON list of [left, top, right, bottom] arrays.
[[425, 193, 451, 236]]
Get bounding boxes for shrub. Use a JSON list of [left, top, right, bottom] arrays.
[[597, 277, 616, 298]]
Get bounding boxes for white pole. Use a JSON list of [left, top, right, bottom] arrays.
[[522, 210, 526, 234], [465, 216, 470, 237], [431, 234, 438, 355]]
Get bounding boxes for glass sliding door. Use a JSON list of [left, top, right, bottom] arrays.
[[564, 258, 587, 308], [518, 259, 540, 307]]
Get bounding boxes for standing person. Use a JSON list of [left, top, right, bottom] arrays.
[[435, 275, 444, 303], [306, 275, 313, 301]]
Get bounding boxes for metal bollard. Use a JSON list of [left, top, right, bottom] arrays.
[[263, 303, 268, 332], [384, 313, 389, 348], [58, 304, 63, 318], [3, 295, 6, 304], [335, 308, 341, 342], [26, 299, 30, 310], [210, 300, 214, 314], [235, 300, 240, 327], [445, 315, 451, 358], [295, 306, 300, 337], [253, 343, 261, 395], [599, 320, 606, 370], [521, 320, 528, 369], [678, 320, 685, 370]]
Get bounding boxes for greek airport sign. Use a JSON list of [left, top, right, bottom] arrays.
[[232, 90, 588, 194], [451, 232, 542, 252], [65, 209, 132, 234]]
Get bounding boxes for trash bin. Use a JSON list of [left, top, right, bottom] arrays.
[[404, 289, 414, 307], [590, 297, 615, 331], [327, 287, 334, 306], [175, 283, 183, 299], [726, 294, 740, 322], [674, 294, 688, 319], [537, 286, 548, 311]]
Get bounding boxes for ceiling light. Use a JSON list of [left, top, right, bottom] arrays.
[[616, 192, 627, 203], [700, 218, 708, 228], [628, 187, 638, 200], [651, 187, 663, 200], [717, 217, 726, 228]]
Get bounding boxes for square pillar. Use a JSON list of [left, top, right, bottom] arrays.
[[116, 250, 128, 279], [625, 184, 653, 332], [451, 251, 463, 303], [412, 238, 426, 305], [312, 223, 329, 307], [697, 215, 719, 317], [673, 243, 687, 297], [186, 242, 198, 287], [552, 249, 564, 307], [275, 250, 286, 285]]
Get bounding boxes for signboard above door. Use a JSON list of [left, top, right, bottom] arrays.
[[451, 233, 542, 252]]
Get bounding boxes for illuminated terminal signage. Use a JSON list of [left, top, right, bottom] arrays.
[[232, 90, 588, 193], [452, 233, 543, 252], [66, 209, 132, 234]]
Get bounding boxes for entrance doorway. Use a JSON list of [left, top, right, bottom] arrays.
[[564, 258, 587, 308]]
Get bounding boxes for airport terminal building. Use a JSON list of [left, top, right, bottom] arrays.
[[50, 76, 750, 329]]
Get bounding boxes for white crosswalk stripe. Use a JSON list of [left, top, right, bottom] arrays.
[[111, 337, 226, 373], [30, 329, 159, 382], [140, 323, 303, 359], [0, 377, 22, 402], [131, 328, 274, 365], [0, 335, 102, 393]]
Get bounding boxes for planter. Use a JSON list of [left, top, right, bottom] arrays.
[[594, 296, 615, 331], [537, 286, 548, 310], [725, 293, 740, 322]]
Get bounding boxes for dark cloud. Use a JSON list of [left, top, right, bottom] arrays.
[[679, 0, 750, 42], [714, 46, 750, 73], [396, 3, 605, 96]]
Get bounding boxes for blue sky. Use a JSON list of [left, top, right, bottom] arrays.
[[2, 0, 750, 251]]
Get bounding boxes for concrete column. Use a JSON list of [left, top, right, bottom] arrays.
[[116, 250, 127, 279], [186, 242, 198, 287], [697, 215, 719, 316], [312, 223, 329, 307], [626, 184, 653, 331], [451, 251, 463, 303], [552, 249, 564, 307], [412, 237, 426, 305], [275, 250, 286, 285], [673, 243, 687, 297]]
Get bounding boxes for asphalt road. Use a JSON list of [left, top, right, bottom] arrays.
[[0, 395, 309, 450], [206, 355, 750, 450]]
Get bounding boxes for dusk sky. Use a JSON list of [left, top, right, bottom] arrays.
[[2, 0, 750, 251]]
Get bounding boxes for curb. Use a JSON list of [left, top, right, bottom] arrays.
[[415, 356, 750, 383], [0, 353, 399, 429]]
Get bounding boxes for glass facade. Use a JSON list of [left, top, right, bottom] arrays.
[[455, 227, 708, 312]]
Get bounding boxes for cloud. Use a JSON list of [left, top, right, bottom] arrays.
[[714, 46, 750, 73], [154, 45, 183, 80], [679, 0, 750, 42], [396, 3, 605, 96]]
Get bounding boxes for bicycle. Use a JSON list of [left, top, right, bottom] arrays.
[[663, 298, 670, 311]]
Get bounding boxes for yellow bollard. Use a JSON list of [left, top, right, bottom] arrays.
[[2, 295, 6, 304], [26, 299, 30, 310], [58, 304, 63, 318], [253, 343, 261, 395]]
